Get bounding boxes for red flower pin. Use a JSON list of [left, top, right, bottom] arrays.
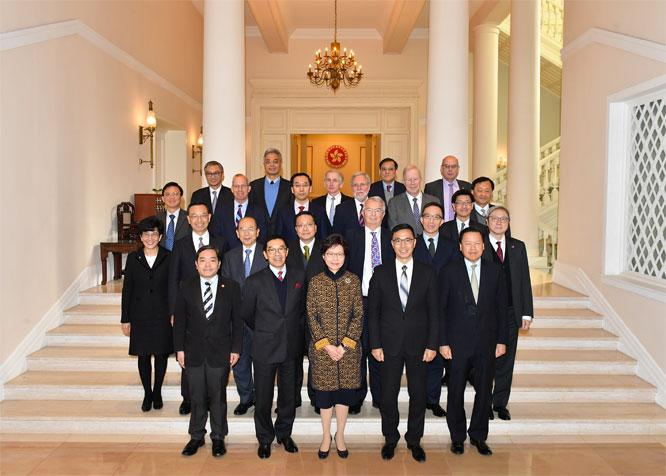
[[295, 283, 302, 289]]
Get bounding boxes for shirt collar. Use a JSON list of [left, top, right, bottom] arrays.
[[200, 274, 218, 288]]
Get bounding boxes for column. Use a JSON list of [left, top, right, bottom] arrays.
[[202, 0, 246, 185], [472, 24, 499, 181], [425, 0, 469, 182], [507, 0, 540, 254]]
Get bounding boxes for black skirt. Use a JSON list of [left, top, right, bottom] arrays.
[[128, 319, 173, 356], [315, 388, 358, 409]]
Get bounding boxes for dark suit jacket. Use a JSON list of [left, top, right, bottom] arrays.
[[332, 199, 363, 235], [311, 193, 353, 226], [248, 176, 292, 234], [190, 186, 232, 213], [387, 192, 440, 236], [367, 260, 439, 356], [440, 218, 489, 244], [173, 275, 243, 368], [285, 239, 326, 285], [368, 180, 406, 205], [275, 200, 331, 241], [121, 246, 170, 324], [209, 200, 267, 249], [482, 235, 533, 324], [220, 242, 268, 290], [241, 267, 307, 364], [154, 210, 191, 248], [439, 258, 508, 355], [167, 233, 230, 315], [424, 179, 471, 207], [413, 234, 460, 276], [345, 227, 395, 288]]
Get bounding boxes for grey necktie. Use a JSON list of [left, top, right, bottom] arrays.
[[428, 238, 436, 258], [212, 190, 218, 214], [412, 197, 420, 223], [198, 236, 204, 249], [399, 265, 409, 311], [329, 198, 336, 226], [470, 264, 479, 304]]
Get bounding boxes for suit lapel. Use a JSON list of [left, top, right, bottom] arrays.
[[208, 280, 226, 322], [456, 260, 476, 306]]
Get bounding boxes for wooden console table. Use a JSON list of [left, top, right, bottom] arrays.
[[100, 241, 142, 285]]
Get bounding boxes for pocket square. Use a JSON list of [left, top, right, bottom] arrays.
[[295, 282, 302, 289]]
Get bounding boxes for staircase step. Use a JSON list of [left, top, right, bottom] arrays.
[[63, 304, 121, 324], [4, 371, 655, 403], [46, 325, 127, 346], [28, 347, 182, 372], [1, 400, 664, 436], [517, 328, 618, 350], [533, 308, 603, 328], [514, 349, 636, 374], [533, 296, 590, 309]]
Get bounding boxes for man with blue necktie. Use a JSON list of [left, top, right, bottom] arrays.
[[154, 182, 190, 250], [248, 148, 292, 235]]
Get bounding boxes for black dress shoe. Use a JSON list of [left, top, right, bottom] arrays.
[[407, 444, 426, 462], [494, 406, 511, 420], [381, 442, 396, 460], [470, 438, 492, 456], [489, 406, 495, 420], [450, 441, 464, 455], [372, 400, 380, 409], [257, 443, 271, 459], [277, 436, 299, 453], [179, 400, 191, 415], [426, 403, 447, 417], [152, 394, 163, 410], [181, 438, 204, 456], [212, 439, 226, 458], [234, 400, 255, 415], [348, 403, 362, 414], [318, 436, 332, 459], [141, 394, 152, 412], [335, 432, 348, 459]]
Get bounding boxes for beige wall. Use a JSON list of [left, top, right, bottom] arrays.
[[0, 2, 203, 363], [558, 0, 666, 372]]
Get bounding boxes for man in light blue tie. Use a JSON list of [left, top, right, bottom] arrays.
[[154, 182, 191, 251]]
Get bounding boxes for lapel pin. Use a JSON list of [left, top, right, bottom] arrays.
[[345, 278, 351, 284]]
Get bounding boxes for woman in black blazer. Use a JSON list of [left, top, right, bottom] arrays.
[[121, 217, 172, 411]]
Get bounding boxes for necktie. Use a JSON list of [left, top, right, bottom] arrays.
[[399, 265, 409, 311], [359, 204, 365, 226], [212, 190, 218, 214], [460, 221, 466, 233], [298, 205, 305, 214], [203, 281, 213, 318], [236, 204, 243, 227], [198, 236, 204, 250], [496, 241, 504, 263], [446, 183, 454, 221], [387, 184, 392, 192], [480, 208, 487, 224], [370, 231, 381, 270], [470, 264, 479, 304], [277, 270, 283, 281], [428, 238, 436, 258], [165, 214, 175, 251], [244, 249, 252, 278], [412, 197, 420, 223], [329, 198, 335, 226], [303, 245, 310, 262]]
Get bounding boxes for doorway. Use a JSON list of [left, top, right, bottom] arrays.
[[290, 134, 380, 197]]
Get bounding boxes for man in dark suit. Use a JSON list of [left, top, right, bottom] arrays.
[[275, 173, 330, 240], [211, 174, 266, 248], [190, 161, 232, 216], [470, 177, 495, 226], [173, 245, 242, 458], [440, 189, 488, 243], [248, 148, 292, 234], [168, 202, 230, 415], [242, 235, 306, 459], [311, 169, 352, 227], [424, 155, 471, 222], [439, 227, 507, 457], [413, 202, 459, 418], [286, 210, 327, 411], [332, 171, 370, 235], [483, 206, 533, 421], [154, 182, 191, 250], [368, 224, 439, 463], [345, 196, 394, 414], [387, 165, 440, 236], [368, 157, 406, 206], [220, 216, 269, 416]]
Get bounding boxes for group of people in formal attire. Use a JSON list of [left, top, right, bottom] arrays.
[[119, 148, 534, 462]]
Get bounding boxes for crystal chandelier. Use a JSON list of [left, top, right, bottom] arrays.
[[307, 0, 363, 93]]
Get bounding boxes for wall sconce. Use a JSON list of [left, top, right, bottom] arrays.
[[496, 153, 507, 170], [138, 100, 157, 168], [192, 126, 203, 175]]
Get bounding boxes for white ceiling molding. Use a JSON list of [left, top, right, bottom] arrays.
[[561, 27, 666, 64], [289, 28, 382, 40]]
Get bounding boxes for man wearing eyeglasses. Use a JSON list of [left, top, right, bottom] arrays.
[[168, 202, 230, 416], [368, 224, 439, 463], [482, 206, 533, 422], [211, 174, 266, 248], [441, 189, 488, 244], [190, 161, 232, 216], [248, 148, 293, 234], [242, 235, 306, 459], [275, 173, 330, 241], [424, 155, 471, 222]]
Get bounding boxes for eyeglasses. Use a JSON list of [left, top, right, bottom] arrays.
[[422, 214, 443, 220], [264, 159, 280, 164], [266, 246, 287, 255], [205, 171, 222, 177], [232, 184, 248, 190], [189, 213, 209, 220], [392, 238, 414, 245], [141, 232, 160, 239], [442, 164, 459, 170], [238, 227, 256, 232], [295, 223, 315, 229], [363, 208, 383, 215], [454, 201, 472, 207], [380, 167, 395, 172], [488, 216, 510, 223], [325, 252, 344, 258]]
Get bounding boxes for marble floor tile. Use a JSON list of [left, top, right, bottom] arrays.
[[0, 442, 59, 476]]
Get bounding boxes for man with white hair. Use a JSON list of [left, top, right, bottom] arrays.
[[387, 165, 440, 237], [332, 171, 371, 235], [312, 169, 352, 227]]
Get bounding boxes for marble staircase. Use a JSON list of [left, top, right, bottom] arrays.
[[1, 281, 665, 438]]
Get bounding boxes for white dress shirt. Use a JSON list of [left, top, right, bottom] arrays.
[[200, 274, 219, 308], [300, 238, 315, 257], [464, 258, 481, 288], [234, 200, 249, 219], [192, 231, 210, 249], [456, 217, 471, 233], [407, 191, 423, 215], [293, 200, 310, 214], [165, 208, 181, 230], [242, 242, 257, 266], [269, 264, 286, 279], [325, 194, 342, 221], [395, 258, 414, 293], [361, 227, 382, 296]]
